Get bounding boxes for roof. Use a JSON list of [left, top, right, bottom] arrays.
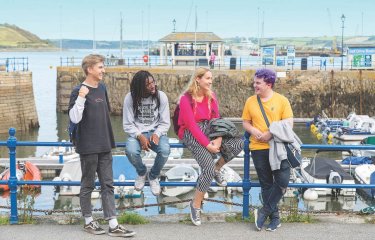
[[159, 32, 223, 43]]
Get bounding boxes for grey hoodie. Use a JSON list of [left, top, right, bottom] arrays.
[[123, 91, 170, 138], [268, 120, 302, 171]]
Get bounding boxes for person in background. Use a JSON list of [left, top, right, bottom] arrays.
[[123, 70, 171, 196], [242, 68, 293, 232], [209, 52, 216, 69], [68, 54, 135, 237], [177, 67, 243, 226]]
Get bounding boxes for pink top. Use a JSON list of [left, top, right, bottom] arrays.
[[177, 93, 220, 146]]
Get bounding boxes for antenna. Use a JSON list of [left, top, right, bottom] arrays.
[[194, 5, 197, 68]]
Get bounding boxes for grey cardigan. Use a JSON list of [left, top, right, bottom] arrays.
[[268, 120, 302, 171]]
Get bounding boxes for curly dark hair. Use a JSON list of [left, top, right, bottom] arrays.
[[130, 70, 160, 117]]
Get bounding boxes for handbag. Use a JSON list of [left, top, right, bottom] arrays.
[[256, 96, 301, 168]]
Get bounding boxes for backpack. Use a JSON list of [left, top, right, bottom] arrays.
[[67, 83, 109, 146], [173, 93, 192, 135]]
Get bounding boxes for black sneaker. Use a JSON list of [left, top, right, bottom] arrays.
[[83, 220, 105, 235], [108, 225, 136, 237]]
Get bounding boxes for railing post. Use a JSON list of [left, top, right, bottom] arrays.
[[7, 128, 18, 224], [242, 131, 251, 219]]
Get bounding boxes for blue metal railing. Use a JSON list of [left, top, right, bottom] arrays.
[[0, 57, 29, 72], [2, 128, 375, 224]]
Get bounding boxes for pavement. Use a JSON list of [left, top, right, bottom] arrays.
[[1, 213, 375, 240]]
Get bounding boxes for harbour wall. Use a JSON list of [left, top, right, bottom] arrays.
[[0, 71, 39, 134], [56, 67, 375, 118]]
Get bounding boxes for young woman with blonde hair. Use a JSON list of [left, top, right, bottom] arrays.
[[177, 67, 243, 226]]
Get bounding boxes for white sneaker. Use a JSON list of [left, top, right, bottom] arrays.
[[148, 174, 161, 196], [134, 174, 147, 191]]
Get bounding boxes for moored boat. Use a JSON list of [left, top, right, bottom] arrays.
[[0, 161, 42, 192], [161, 164, 198, 197], [354, 164, 375, 199]]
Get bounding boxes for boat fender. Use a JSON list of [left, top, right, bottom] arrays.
[[303, 189, 318, 200]]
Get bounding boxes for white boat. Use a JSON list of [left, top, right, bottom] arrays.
[[42, 140, 79, 161], [209, 165, 243, 194], [161, 164, 198, 197], [301, 157, 356, 197], [354, 164, 375, 199], [52, 158, 99, 198], [112, 155, 142, 199], [334, 114, 375, 141]]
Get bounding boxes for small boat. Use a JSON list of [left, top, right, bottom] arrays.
[[161, 164, 198, 197], [53, 158, 100, 198], [301, 157, 356, 196], [112, 155, 142, 199], [0, 161, 42, 192], [209, 165, 243, 194], [354, 164, 375, 199], [42, 140, 79, 161]]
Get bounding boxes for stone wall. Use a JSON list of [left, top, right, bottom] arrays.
[[56, 67, 375, 118], [0, 72, 39, 134]]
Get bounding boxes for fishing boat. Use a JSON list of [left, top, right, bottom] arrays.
[[354, 164, 375, 199], [161, 164, 198, 197], [0, 161, 42, 192]]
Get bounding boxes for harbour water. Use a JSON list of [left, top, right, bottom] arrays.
[[0, 50, 372, 216]]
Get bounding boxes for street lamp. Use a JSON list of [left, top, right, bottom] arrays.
[[341, 14, 345, 71], [172, 19, 176, 33]]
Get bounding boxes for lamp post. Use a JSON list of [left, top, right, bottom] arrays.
[[172, 19, 176, 33], [341, 14, 345, 71]]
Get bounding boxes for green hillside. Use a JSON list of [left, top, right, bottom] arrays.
[[0, 23, 55, 49]]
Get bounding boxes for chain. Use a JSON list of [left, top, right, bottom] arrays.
[[0, 198, 367, 215]]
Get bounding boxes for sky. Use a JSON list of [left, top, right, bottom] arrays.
[[1, 0, 374, 41]]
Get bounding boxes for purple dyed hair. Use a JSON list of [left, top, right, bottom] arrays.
[[254, 69, 276, 87]]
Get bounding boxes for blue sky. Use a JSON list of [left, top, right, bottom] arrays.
[[1, 0, 374, 41]]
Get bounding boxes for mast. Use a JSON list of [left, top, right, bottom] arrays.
[[120, 12, 123, 59]]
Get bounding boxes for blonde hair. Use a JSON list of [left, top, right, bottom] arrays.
[[185, 67, 215, 112], [81, 54, 105, 76]]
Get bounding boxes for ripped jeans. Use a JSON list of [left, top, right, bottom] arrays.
[[125, 132, 170, 180], [251, 149, 290, 215]]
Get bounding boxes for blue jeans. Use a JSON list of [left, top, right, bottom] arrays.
[[251, 149, 290, 215], [125, 132, 170, 180]]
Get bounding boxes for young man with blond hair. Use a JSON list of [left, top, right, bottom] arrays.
[[68, 54, 135, 237]]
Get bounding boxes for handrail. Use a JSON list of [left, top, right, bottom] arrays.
[[2, 127, 375, 224]]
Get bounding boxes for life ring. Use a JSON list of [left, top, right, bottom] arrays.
[[143, 55, 149, 63]]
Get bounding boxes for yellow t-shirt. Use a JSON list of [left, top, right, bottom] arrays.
[[242, 92, 293, 150]]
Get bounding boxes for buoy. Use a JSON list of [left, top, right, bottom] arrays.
[[49, 66, 53, 69], [303, 188, 318, 200], [327, 133, 334, 140], [316, 133, 322, 140]]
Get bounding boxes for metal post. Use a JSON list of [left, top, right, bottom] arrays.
[[7, 128, 18, 224], [341, 14, 345, 71], [242, 132, 251, 219]]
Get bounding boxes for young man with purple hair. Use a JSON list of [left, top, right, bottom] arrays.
[[242, 69, 293, 232]]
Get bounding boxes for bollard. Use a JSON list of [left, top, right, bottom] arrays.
[[7, 128, 18, 224], [242, 132, 251, 219]]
